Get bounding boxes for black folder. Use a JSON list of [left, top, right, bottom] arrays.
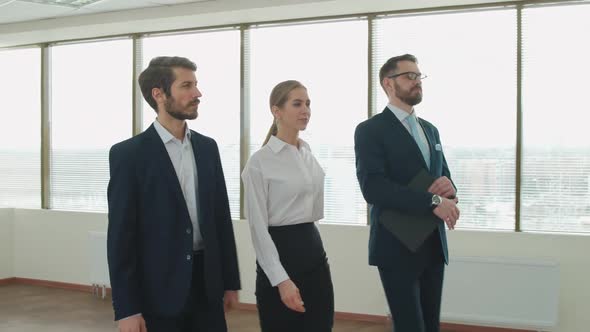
[[378, 169, 441, 252]]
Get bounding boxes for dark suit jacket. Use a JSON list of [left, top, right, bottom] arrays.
[[355, 107, 454, 268], [107, 124, 240, 321]]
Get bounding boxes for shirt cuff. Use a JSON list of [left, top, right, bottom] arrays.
[[117, 313, 142, 322], [265, 265, 290, 287]]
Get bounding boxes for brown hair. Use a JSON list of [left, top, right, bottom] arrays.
[[262, 80, 306, 146], [138, 56, 197, 112], [379, 54, 418, 94]]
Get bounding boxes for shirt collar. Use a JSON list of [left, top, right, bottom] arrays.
[[267, 135, 310, 154], [153, 119, 191, 144], [387, 103, 417, 123]]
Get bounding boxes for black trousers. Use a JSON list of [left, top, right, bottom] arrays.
[[144, 251, 227, 332], [256, 222, 334, 332], [378, 231, 445, 332]]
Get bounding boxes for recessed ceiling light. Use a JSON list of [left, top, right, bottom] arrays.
[[19, 0, 104, 8]]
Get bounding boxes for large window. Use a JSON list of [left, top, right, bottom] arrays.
[[374, 9, 517, 230], [0, 48, 41, 208], [4, 2, 589, 234], [249, 20, 368, 225], [521, 3, 590, 233], [141, 29, 241, 220], [50, 39, 133, 212]]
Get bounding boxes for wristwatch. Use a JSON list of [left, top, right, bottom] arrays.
[[431, 194, 442, 208]]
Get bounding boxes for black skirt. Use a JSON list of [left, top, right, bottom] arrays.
[[255, 222, 334, 332]]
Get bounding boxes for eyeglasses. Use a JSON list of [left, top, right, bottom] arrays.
[[387, 72, 427, 81]]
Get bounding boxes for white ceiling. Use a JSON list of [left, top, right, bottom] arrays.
[[0, 0, 529, 48], [0, 0, 213, 24], [0, 0, 532, 27]]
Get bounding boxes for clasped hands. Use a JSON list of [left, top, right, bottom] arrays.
[[428, 176, 460, 230]]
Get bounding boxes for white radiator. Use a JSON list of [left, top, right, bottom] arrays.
[[88, 231, 110, 299], [441, 256, 559, 331]]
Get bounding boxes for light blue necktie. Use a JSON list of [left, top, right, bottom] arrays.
[[407, 113, 430, 169]]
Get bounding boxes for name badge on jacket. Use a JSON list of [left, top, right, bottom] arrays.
[[435, 143, 443, 151]]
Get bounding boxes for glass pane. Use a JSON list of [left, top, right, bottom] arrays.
[[521, 4, 590, 233], [142, 30, 241, 220], [374, 9, 517, 230], [0, 48, 41, 208], [51, 39, 133, 211], [249, 20, 368, 225]]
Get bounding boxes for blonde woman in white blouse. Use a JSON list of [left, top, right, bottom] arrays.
[[241, 80, 334, 332]]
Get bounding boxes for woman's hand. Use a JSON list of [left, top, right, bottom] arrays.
[[277, 279, 306, 313]]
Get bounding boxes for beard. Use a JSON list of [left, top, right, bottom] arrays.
[[164, 98, 199, 120], [395, 81, 423, 106]]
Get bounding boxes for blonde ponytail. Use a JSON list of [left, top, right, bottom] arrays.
[[262, 120, 278, 146]]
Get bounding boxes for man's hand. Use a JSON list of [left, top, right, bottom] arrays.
[[277, 279, 305, 313], [428, 176, 456, 199], [433, 197, 460, 230], [223, 290, 239, 312], [118, 315, 146, 332]]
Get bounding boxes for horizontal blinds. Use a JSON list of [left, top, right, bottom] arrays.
[[248, 19, 368, 224], [521, 2, 590, 233], [0, 48, 41, 209], [50, 39, 133, 212], [373, 8, 517, 230], [141, 29, 241, 220]]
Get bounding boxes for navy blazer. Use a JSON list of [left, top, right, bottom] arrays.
[[107, 124, 240, 321], [355, 107, 453, 268]]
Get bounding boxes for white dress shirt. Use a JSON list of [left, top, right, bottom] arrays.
[[153, 120, 203, 250], [387, 104, 431, 162], [241, 135, 325, 286]]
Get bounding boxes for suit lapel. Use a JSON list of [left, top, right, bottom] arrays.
[[145, 125, 190, 217], [381, 108, 429, 170]]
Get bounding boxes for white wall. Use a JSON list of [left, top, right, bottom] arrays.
[[0, 0, 524, 48], [447, 230, 590, 332], [0, 208, 14, 279], [8, 209, 386, 315], [9, 209, 590, 332], [12, 209, 107, 284]]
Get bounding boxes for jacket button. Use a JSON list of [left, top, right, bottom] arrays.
[[186, 254, 191, 261], [186, 228, 191, 234]]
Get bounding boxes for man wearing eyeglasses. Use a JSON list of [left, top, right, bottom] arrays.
[[354, 54, 459, 332]]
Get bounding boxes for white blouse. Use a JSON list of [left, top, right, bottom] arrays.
[[241, 135, 325, 286]]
